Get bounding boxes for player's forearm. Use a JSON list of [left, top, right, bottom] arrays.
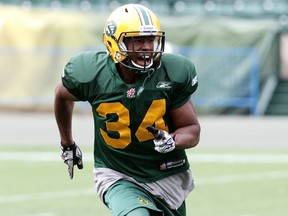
[[54, 88, 75, 145], [172, 124, 201, 149]]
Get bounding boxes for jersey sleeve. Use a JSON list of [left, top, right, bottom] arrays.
[[166, 54, 198, 110], [61, 51, 103, 101], [62, 60, 88, 101]]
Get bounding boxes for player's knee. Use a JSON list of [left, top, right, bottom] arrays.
[[126, 207, 151, 216]]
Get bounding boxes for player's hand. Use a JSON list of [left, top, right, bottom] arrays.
[[146, 125, 176, 154], [60, 142, 83, 179]]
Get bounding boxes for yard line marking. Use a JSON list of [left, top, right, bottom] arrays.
[[1, 170, 288, 204], [0, 188, 95, 204], [1, 152, 288, 163], [197, 170, 288, 185], [0, 152, 93, 162], [21, 213, 55, 216], [187, 153, 288, 163]]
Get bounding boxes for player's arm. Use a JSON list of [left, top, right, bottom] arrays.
[[147, 98, 200, 153], [54, 83, 83, 179], [54, 83, 77, 145], [169, 98, 201, 149]]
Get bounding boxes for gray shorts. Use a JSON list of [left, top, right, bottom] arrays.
[[93, 167, 194, 210], [104, 180, 186, 216]]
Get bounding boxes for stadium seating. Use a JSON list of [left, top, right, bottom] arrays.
[[265, 79, 288, 115], [1, 0, 288, 18]]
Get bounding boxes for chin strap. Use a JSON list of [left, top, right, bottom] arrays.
[[116, 49, 162, 74], [118, 59, 155, 74], [131, 59, 153, 70]]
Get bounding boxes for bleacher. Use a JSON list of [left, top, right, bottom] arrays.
[[1, 0, 288, 18], [265, 79, 288, 115]]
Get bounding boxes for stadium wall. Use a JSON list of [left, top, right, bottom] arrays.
[[0, 5, 283, 115]]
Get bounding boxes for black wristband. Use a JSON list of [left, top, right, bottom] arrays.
[[60, 142, 76, 151]]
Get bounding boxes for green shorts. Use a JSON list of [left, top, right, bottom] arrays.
[[104, 180, 186, 216]]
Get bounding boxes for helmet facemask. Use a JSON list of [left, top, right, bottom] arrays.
[[116, 32, 165, 73]]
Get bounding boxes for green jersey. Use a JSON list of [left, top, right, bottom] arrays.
[[62, 51, 198, 183]]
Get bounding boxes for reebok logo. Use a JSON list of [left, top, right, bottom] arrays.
[[156, 81, 172, 89]]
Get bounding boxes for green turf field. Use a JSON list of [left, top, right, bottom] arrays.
[[1, 145, 288, 216]]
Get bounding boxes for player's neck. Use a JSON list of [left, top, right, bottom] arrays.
[[117, 64, 142, 85]]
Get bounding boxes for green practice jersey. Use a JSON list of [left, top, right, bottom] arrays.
[[62, 51, 198, 183]]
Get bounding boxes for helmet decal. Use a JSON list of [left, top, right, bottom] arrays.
[[105, 20, 117, 38], [133, 5, 153, 26]]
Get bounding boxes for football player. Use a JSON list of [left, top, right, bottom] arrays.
[[54, 3, 200, 216]]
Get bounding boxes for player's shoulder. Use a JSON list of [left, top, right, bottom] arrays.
[[160, 53, 196, 81], [69, 51, 108, 67], [162, 52, 194, 64], [65, 51, 110, 83]]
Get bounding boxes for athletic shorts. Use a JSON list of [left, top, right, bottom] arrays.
[[104, 180, 186, 216]]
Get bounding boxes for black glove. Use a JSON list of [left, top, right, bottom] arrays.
[[60, 143, 83, 179]]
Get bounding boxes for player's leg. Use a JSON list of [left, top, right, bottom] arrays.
[[126, 207, 150, 216], [104, 180, 163, 216], [152, 196, 186, 216]]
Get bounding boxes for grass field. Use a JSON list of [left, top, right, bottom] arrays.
[[1, 145, 288, 216]]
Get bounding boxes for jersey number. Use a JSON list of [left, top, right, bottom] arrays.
[[96, 99, 168, 149]]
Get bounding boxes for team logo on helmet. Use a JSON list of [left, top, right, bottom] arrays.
[[105, 20, 117, 37]]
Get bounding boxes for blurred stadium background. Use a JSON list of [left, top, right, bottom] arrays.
[[0, 0, 288, 115], [1, 1, 288, 216]]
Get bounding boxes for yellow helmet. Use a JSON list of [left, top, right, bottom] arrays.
[[102, 4, 165, 73]]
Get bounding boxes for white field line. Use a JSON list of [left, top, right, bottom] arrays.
[[0, 188, 95, 204], [196, 169, 288, 185], [21, 213, 55, 216], [0, 152, 288, 163], [0, 152, 94, 162], [188, 153, 288, 163], [1, 170, 288, 204]]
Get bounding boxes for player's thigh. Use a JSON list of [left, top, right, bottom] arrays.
[[153, 197, 186, 216], [104, 180, 163, 216], [126, 207, 150, 216]]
